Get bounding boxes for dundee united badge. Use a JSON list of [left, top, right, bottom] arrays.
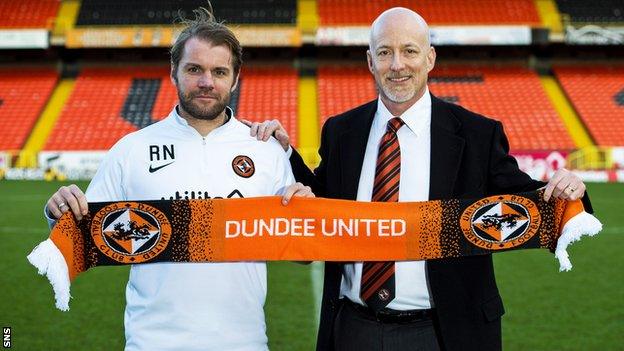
[[91, 202, 172, 263], [460, 194, 541, 250], [232, 155, 255, 178]]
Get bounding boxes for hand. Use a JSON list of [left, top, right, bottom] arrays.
[[282, 182, 314, 205], [543, 168, 586, 202], [240, 119, 290, 152], [46, 184, 88, 220]]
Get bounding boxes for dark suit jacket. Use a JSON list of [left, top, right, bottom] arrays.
[[289, 95, 571, 351]]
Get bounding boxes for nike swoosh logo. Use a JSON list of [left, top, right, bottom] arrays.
[[149, 161, 175, 173]]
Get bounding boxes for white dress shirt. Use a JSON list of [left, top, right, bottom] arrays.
[[340, 87, 434, 310]]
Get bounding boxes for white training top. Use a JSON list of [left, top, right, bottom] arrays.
[[76, 107, 294, 351]]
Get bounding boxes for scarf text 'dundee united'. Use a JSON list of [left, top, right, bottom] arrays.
[[28, 189, 602, 310]]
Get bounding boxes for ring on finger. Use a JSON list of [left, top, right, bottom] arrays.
[[58, 202, 68, 209]]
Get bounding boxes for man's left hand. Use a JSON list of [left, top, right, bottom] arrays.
[[282, 182, 314, 205], [543, 168, 586, 201]]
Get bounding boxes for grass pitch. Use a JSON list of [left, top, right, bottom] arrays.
[[0, 181, 621, 350]]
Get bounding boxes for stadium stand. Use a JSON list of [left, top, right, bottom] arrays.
[[317, 66, 376, 125], [44, 67, 175, 151], [317, 65, 576, 151], [236, 66, 299, 147], [554, 66, 624, 147], [0, 0, 60, 29], [0, 68, 57, 151], [430, 66, 576, 151], [75, 0, 296, 26], [555, 0, 624, 24], [43, 65, 296, 151], [318, 0, 541, 26]]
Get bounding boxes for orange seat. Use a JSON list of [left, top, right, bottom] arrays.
[[0, 0, 60, 29], [44, 65, 299, 150], [318, 65, 575, 152], [0, 68, 57, 150], [318, 0, 541, 26], [44, 67, 174, 151], [429, 66, 575, 151], [236, 66, 299, 147], [554, 66, 624, 147]]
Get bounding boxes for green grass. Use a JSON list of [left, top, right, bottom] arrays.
[[497, 183, 624, 351], [0, 181, 622, 350]]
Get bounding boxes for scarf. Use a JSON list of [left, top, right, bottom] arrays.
[[28, 189, 601, 311]]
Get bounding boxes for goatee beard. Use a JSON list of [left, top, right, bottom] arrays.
[[380, 85, 416, 104], [178, 90, 230, 121]]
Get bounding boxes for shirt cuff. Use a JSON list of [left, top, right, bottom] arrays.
[[286, 145, 293, 158], [43, 205, 57, 230]]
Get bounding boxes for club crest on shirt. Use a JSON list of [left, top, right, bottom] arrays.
[[91, 202, 172, 264], [460, 194, 541, 250], [232, 155, 255, 178]]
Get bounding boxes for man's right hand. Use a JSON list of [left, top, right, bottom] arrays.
[[46, 184, 88, 220], [241, 119, 290, 152]]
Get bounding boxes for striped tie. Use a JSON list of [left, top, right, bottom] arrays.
[[360, 117, 404, 312]]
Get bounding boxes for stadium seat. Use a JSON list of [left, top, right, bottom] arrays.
[[430, 66, 575, 151], [317, 65, 576, 151], [317, 65, 377, 126], [44, 67, 176, 151], [76, 0, 296, 26], [318, 0, 541, 26], [0, 68, 57, 150], [44, 65, 296, 151], [554, 66, 624, 147], [0, 0, 60, 29], [236, 66, 299, 147], [555, 0, 624, 24]]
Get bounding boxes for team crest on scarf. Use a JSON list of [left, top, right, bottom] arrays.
[[232, 155, 255, 178], [91, 202, 171, 263], [460, 195, 541, 250]]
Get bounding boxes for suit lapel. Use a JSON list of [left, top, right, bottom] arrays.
[[429, 95, 465, 200], [339, 100, 377, 200]]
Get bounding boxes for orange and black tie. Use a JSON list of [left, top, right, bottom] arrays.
[[360, 117, 404, 312]]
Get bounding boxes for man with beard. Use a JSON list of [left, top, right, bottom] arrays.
[[44, 6, 312, 351], [247, 7, 589, 351]]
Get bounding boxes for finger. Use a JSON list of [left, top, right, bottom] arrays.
[[292, 186, 314, 197], [555, 170, 583, 200], [574, 184, 586, 200], [274, 130, 290, 151], [568, 188, 581, 201], [558, 185, 573, 200], [552, 180, 571, 200], [257, 123, 268, 141], [249, 122, 259, 137], [240, 119, 252, 127], [275, 130, 289, 143], [567, 181, 585, 201], [69, 184, 88, 215], [59, 186, 83, 220], [47, 196, 63, 219], [53, 191, 71, 217], [262, 121, 279, 141], [543, 170, 566, 201], [261, 123, 273, 141], [553, 175, 580, 200], [282, 183, 302, 205]]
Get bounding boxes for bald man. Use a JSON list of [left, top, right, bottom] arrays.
[[248, 7, 590, 351]]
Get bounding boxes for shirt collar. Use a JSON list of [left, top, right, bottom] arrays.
[[375, 86, 431, 137], [169, 105, 236, 132]]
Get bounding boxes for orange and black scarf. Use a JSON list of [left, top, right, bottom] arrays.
[[28, 189, 601, 310]]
